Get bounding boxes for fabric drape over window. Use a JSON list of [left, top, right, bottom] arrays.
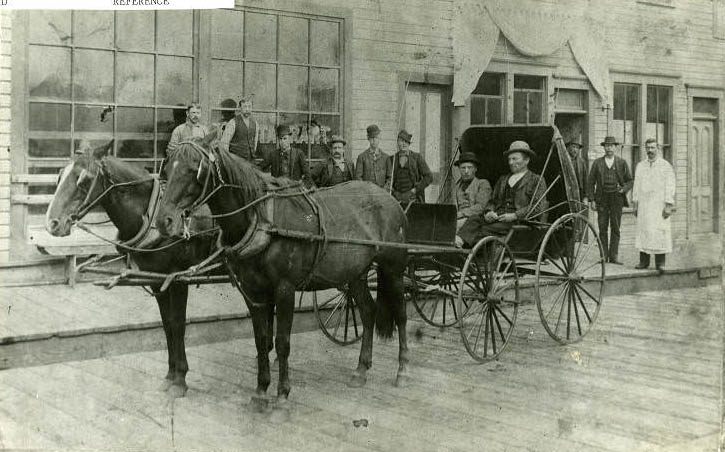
[[452, 0, 611, 107]]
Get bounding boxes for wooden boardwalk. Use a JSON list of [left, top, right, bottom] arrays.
[[0, 286, 721, 452]]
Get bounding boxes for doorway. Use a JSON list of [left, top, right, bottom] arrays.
[[689, 97, 720, 234]]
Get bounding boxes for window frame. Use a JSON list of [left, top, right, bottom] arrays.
[[467, 70, 548, 127]]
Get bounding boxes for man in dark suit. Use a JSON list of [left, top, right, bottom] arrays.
[[312, 135, 355, 187], [566, 141, 589, 203], [260, 124, 312, 184], [587, 136, 633, 265], [355, 124, 391, 188], [456, 141, 548, 247], [385, 129, 432, 204]]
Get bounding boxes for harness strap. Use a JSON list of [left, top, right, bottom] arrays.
[[118, 177, 162, 249]]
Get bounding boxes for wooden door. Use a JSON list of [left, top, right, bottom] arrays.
[[403, 83, 451, 203], [689, 119, 716, 233]]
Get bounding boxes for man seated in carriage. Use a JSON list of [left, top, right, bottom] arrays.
[[456, 140, 547, 248], [454, 152, 492, 231]]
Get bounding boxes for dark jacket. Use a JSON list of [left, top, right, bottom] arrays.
[[487, 171, 548, 220], [260, 147, 311, 183], [587, 155, 633, 207], [385, 150, 433, 202], [571, 154, 589, 201], [312, 158, 355, 187], [355, 148, 391, 188]]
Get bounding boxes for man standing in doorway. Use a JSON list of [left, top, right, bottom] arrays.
[[386, 129, 432, 204], [219, 96, 258, 161], [355, 124, 391, 188], [632, 138, 676, 273], [166, 103, 209, 154], [587, 136, 633, 265], [566, 141, 589, 204]]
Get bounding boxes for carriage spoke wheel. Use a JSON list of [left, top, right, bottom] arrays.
[[409, 257, 463, 327], [311, 266, 375, 346], [536, 212, 605, 344], [458, 237, 519, 363]]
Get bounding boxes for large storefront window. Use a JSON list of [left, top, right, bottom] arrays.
[[469, 72, 546, 126], [28, 10, 195, 182], [207, 9, 343, 161]]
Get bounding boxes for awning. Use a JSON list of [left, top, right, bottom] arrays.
[[452, 0, 611, 106]]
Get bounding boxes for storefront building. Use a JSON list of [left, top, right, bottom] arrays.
[[0, 0, 723, 276]]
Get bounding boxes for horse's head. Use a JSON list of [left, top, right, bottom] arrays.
[[157, 135, 217, 238], [46, 141, 113, 236]]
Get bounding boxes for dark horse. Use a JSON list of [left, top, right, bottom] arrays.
[[46, 141, 219, 398], [156, 141, 409, 401]]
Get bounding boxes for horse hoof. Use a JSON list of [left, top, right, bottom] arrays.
[[347, 374, 367, 388], [394, 374, 410, 388], [250, 394, 272, 413], [167, 383, 188, 399], [158, 379, 174, 392]]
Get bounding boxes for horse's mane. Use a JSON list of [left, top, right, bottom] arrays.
[[84, 147, 152, 184]]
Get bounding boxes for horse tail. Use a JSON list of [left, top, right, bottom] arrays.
[[375, 267, 397, 339]]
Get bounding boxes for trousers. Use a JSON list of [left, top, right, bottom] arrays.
[[597, 192, 624, 261]]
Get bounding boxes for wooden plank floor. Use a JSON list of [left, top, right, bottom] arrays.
[[0, 286, 721, 452]]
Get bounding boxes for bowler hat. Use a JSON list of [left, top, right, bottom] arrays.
[[329, 135, 346, 146], [397, 129, 412, 144], [503, 140, 536, 159], [454, 152, 480, 167], [600, 136, 620, 146], [566, 141, 582, 148], [366, 124, 381, 138], [276, 124, 292, 137]]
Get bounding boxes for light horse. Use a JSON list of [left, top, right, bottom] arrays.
[[46, 140, 220, 398], [156, 142, 410, 401]]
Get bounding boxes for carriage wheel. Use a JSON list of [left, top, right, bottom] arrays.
[[535, 212, 605, 344], [310, 266, 374, 346], [409, 257, 463, 327], [457, 237, 519, 363]]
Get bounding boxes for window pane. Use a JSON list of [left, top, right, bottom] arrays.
[[157, 56, 193, 105], [29, 103, 70, 132], [29, 139, 71, 158], [646, 86, 657, 123], [116, 53, 154, 104], [254, 112, 277, 160], [210, 60, 243, 109], [73, 11, 114, 48], [529, 92, 543, 123], [473, 73, 501, 95], [486, 98, 503, 124], [157, 11, 193, 55], [245, 13, 276, 60], [117, 11, 155, 52], [311, 115, 339, 157], [513, 92, 527, 123], [278, 65, 308, 111], [470, 97, 485, 125], [157, 107, 187, 158], [657, 87, 670, 122], [556, 89, 584, 109], [279, 16, 308, 64], [311, 68, 338, 112], [211, 9, 244, 59], [310, 20, 339, 66], [74, 105, 113, 133], [73, 49, 114, 102], [514, 75, 543, 90], [117, 107, 154, 160], [29, 11, 71, 45], [245, 63, 276, 110], [694, 98, 718, 116], [29, 46, 71, 100], [613, 84, 626, 120], [626, 85, 639, 121]]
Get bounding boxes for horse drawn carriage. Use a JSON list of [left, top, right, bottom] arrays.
[[46, 123, 605, 398]]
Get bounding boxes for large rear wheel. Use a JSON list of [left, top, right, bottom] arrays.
[[457, 237, 519, 363], [535, 212, 605, 344]]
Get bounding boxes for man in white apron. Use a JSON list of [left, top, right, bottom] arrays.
[[632, 138, 676, 273]]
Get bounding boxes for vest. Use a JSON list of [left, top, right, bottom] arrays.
[[498, 182, 518, 215], [229, 116, 256, 160], [603, 165, 619, 192], [329, 164, 349, 186], [393, 165, 414, 193]]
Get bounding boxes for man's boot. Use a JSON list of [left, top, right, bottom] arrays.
[[634, 252, 650, 270], [655, 254, 666, 274]]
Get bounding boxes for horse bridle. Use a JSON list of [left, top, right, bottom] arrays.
[[174, 140, 226, 222]]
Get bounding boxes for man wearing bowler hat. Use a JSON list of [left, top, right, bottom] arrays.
[[386, 129, 432, 204], [454, 152, 492, 230], [457, 141, 547, 247], [312, 135, 355, 187], [587, 136, 633, 265], [355, 124, 391, 188], [260, 124, 312, 184]]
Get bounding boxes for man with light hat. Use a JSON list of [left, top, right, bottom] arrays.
[[586, 135, 633, 265], [312, 135, 355, 187], [355, 124, 391, 188], [260, 124, 311, 184], [456, 140, 547, 247], [454, 152, 492, 230], [386, 129, 432, 204]]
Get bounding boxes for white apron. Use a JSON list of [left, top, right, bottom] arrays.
[[632, 158, 676, 254]]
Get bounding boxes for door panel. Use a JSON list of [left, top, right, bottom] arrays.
[[690, 120, 715, 233]]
